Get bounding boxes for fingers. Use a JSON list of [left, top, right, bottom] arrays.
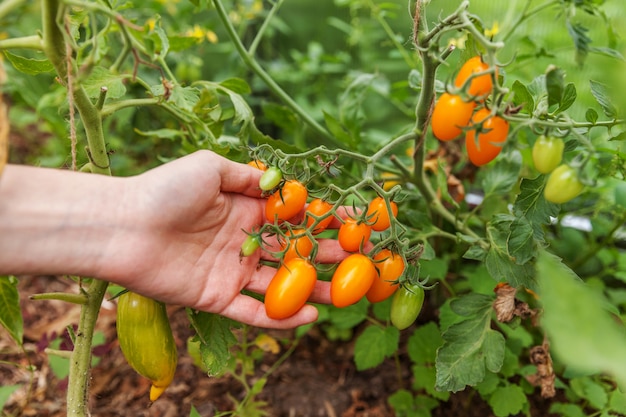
[[195, 151, 263, 197], [218, 293, 320, 329], [244, 264, 331, 304]]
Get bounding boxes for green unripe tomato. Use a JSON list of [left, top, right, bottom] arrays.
[[240, 234, 261, 257], [390, 283, 424, 330], [544, 164, 584, 204], [259, 167, 283, 191], [532, 135, 564, 174], [116, 292, 178, 402]]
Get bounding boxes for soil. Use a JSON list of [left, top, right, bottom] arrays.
[[1, 276, 556, 417]]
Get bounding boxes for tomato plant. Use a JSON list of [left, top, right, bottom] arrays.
[[280, 228, 315, 262], [264, 258, 317, 319], [544, 164, 585, 203], [265, 180, 308, 223], [116, 292, 178, 402], [431, 92, 476, 141], [305, 198, 335, 234], [338, 218, 372, 252], [366, 249, 404, 303], [389, 283, 425, 330], [532, 135, 564, 174], [331, 254, 378, 308], [366, 196, 398, 232], [259, 166, 283, 191], [464, 108, 509, 166], [454, 56, 494, 99]]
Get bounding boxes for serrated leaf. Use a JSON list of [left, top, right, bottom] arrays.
[[186, 311, 238, 376], [508, 217, 535, 265], [546, 66, 565, 108], [609, 131, 626, 141], [449, 293, 494, 317], [4, 51, 53, 75], [590, 80, 618, 118], [488, 385, 527, 417], [570, 377, 608, 410], [538, 250, 626, 388], [549, 403, 586, 417], [511, 80, 534, 114], [323, 110, 352, 145], [354, 325, 399, 370], [513, 176, 560, 242], [407, 322, 443, 365], [412, 364, 450, 401], [81, 66, 127, 99], [463, 244, 487, 261], [566, 20, 591, 65], [589, 46, 625, 61], [328, 299, 369, 329], [0, 276, 23, 345]]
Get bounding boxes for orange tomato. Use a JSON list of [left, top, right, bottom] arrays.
[[265, 258, 317, 319], [338, 218, 372, 252], [331, 254, 377, 308], [305, 198, 335, 234], [280, 228, 314, 262], [431, 93, 476, 141], [247, 160, 268, 171], [366, 249, 404, 303], [455, 56, 494, 99], [366, 197, 398, 232], [465, 108, 509, 166], [265, 180, 308, 223]]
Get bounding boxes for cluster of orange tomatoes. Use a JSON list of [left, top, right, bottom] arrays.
[[431, 56, 510, 166], [243, 160, 421, 328]]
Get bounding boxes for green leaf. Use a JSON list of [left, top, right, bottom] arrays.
[[412, 364, 450, 401], [570, 377, 608, 410], [219, 78, 251, 95], [586, 108, 599, 124], [566, 20, 591, 65], [511, 80, 534, 114], [323, 110, 352, 145], [189, 405, 201, 417], [3, 51, 54, 75], [186, 311, 238, 376], [354, 325, 399, 370], [0, 385, 20, 410], [556, 83, 577, 114], [81, 66, 127, 100], [481, 151, 522, 196], [328, 299, 369, 329], [590, 80, 618, 118], [488, 385, 527, 417], [546, 66, 565, 108], [609, 389, 626, 414], [513, 176, 560, 242], [507, 217, 535, 265], [407, 322, 443, 365], [538, 250, 626, 388], [435, 293, 505, 392], [0, 276, 23, 345], [549, 403, 586, 417]]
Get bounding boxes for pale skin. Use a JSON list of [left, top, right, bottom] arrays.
[[0, 150, 349, 329]]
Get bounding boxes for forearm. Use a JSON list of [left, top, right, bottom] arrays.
[[0, 164, 127, 277]]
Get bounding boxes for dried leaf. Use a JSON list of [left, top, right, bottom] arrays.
[[493, 283, 538, 323], [527, 342, 556, 398]]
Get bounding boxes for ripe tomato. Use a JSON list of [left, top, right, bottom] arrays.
[[366, 249, 404, 303], [331, 254, 377, 308], [390, 283, 424, 330], [259, 166, 283, 191], [532, 135, 564, 174], [431, 93, 476, 141], [265, 258, 317, 319], [366, 196, 398, 232], [338, 218, 372, 252], [247, 160, 267, 171], [544, 164, 584, 203], [280, 228, 314, 262], [265, 180, 308, 223], [465, 108, 509, 166], [305, 198, 335, 234], [455, 56, 494, 99]]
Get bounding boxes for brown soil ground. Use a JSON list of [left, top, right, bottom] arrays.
[[1, 276, 558, 417]]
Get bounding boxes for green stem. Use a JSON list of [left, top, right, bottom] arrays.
[[211, 0, 339, 147], [0, 36, 43, 50], [501, 0, 560, 42], [248, 0, 284, 57], [30, 292, 88, 304]]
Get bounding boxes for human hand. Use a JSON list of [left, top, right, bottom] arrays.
[[102, 151, 347, 329]]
